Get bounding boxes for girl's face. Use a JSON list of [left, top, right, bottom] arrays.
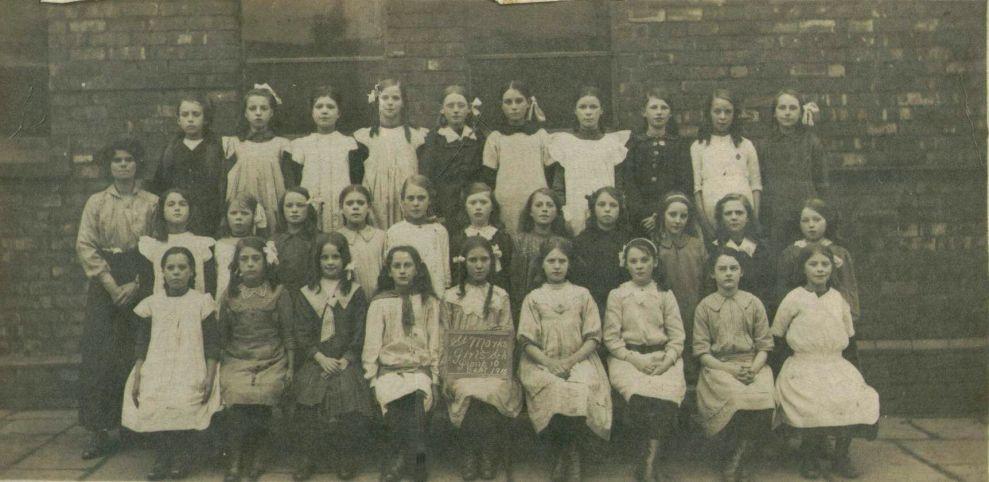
[[663, 201, 689, 235], [389, 251, 417, 288], [800, 207, 827, 242], [282, 191, 309, 227], [774, 93, 801, 129], [227, 203, 254, 237], [574, 95, 602, 130], [109, 149, 138, 181], [710, 97, 734, 134], [642, 97, 671, 131], [465, 192, 493, 226], [441, 93, 469, 129], [625, 246, 655, 286], [501, 88, 529, 124], [378, 85, 403, 122], [319, 243, 344, 280], [594, 192, 620, 229], [712, 254, 742, 291], [237, 246, 265, 284], [804, 252, 833, 289], [311, 96, 340, 131], [163, 192, 190, 226], [342, 191, 370, 227], [163, 253, 193, 292], [401, 183, 430, 221], [721, 200, 748, 237], [542, 248, 569, 284], [529, 193, 558, 227], [245, 95, 273, 131], [465, 246, 492, 285], [177, 101, 205, 139]]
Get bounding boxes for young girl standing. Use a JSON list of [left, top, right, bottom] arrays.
[[214, 194, 268, 299], [386, 175, 451, 297], [286, 86, 361, 232], [773, 245, 879, 479], [482, 80, 557, 234], [509, 188, 572, 319], [603, 238, 686, 482], [291, 233, 375, 481], [363, 246, 441, 482], [572, 186, 633, 317], [693, 249, 775, 482], [139, 188, 216, 296], [549, 86, 630, 235], [619, 88, 693, 235], [223, 85, 291, 233], [449, 183, 513, 292], [218, 237, 295, 482], [711, 193, 775, 313], [417, 85, 485, 227], [272, 186, 319, 290], [122, 247, 221, 480], [441, 237, 524, 480], [518, 238, 611, 482], [354, 78, 430, 229], [691, 89, 762, 236], [337, 185, 387, 299]]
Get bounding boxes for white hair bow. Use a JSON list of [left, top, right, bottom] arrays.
[[253, 83, 282, 106], [471, 97, 483, 117], [802, 102, 820, 127]]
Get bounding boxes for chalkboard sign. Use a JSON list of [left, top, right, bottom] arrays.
[[442, 330, 514, 380]]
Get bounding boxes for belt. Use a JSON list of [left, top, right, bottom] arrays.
[[626, 343, 666, 355]]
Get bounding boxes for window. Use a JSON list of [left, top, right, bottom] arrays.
[[0, 0, 49, 139]]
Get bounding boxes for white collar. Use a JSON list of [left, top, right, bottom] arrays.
[[438, 125, 476, 143], [723, 238, 757, 256], [464, 225, 497, 239], [794, 238, 832, 248]]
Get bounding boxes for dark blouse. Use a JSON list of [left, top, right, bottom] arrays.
[[572, 224, 633, 316], [618, 133, 693, 230], [416, 128, 486, 227], [272, 231, 316, 290], [150, 135, 227, 237], [758, 129, 828, 245], [292, 287, 369, 363]]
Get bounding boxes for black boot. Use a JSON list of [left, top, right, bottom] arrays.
[[798, 436, 822, 480], [722, 438, 748, 482], [550, 442, 567, 482], [478, 443, 496, 480], [636, 439, 659, 482], [245, 430, 268, 481], [147, 439, 172, 481], [380, 447, 405, 482], [223, 439, 243, 482], [565, 440, 582, 482], [832, 435, 861, 479], [460, 444, 479, 481], [168, 433, 192, 479], [81, 429, 112, 460]]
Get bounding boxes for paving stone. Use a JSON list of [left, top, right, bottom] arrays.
[[899, 439, 988, 468], [911, 418, 988, 440], [880, 416, 932, 440], [0, 417, 75, 435], [14, 433, 101, 470], [0, 468, 85, 480], [7, 410, 77, 420], [0, 434, 51, 467], [942, 463, 989, 482]]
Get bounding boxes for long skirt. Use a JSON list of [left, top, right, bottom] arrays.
[[774, 352, 879, 429], [293, 359, 375, 421], [695, 357, 775, 437]]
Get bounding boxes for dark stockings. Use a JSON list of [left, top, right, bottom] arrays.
[[382, 392, 430, 482], [148, 430, 194, 480], [543, 415, 586, 482], [293, 405, 369, 480], [721, 410, 772, 481], [459, 402, 506, 479], [224, 405, 272, 481], [628, 396, 678, 481]]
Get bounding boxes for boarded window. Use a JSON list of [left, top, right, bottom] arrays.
[[0, 0, 49, 138]]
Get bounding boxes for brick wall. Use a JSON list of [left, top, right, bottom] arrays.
[[0, 0, 985, 414]]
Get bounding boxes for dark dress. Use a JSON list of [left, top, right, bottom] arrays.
[[617, 133, 693, 235], [758, 129, 827, 246], [572, 224, 633, 317], [150, 134, 228, 237], [448, 226, 514, 293], [272, 230, 316, 291], [416, 126, 485, 228]]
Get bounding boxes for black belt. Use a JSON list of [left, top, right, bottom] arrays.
[[626, 343, 666, 355]]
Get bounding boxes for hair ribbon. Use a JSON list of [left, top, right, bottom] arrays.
[[527, 96, 546, 123], [802, 102, 820, 127], [252, 83, 282, 106]]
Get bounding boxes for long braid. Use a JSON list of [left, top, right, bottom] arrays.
[[482, 282, 494, 320]]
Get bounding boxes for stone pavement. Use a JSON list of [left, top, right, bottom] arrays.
[[0, 409, 984, 481]]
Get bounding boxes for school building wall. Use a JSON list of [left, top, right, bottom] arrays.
[[0, 0, 985, 415]]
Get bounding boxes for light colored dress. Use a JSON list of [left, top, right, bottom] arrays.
[[482, 129, 553, 234], [289, 131, 359, 231], [362, 293, 441, 413], [693, 290, 775, 436], [223, 136, 290, 232], [138, 232, 215, 296], [440, 284, 524, 427], [772, 287, 879, 428], [386, 220, 451, 297], [122, 291, 221, 432], [339, 225, 387, 299], [548, 131, 631, 235], [690, 135, 761, 222], [214, 237, 239, 300], [603, 281, 687, 405], [355, 126, 429, 229], [517, 282, 612, 440]]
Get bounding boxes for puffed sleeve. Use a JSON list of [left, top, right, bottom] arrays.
[[426, 296, 442, 384], [662, 291, 686, 360], [275, 287, 296, 351], [840, 296, 855, 338], [482, 132, 501, 170], [76, 194, 109, 280], [605, 130, 631, 166], [602, 289, 630, 361], [751, 297, 773, 352], [579, 289, 603, 343], [547, 132, 570, 169], [742, 139, 762, 192], [771, 291, 798, 339], [362, 298, 385, 383], [343, 288, 369, 364], [690, 140, 704, 193], [222, 136, 238, 160], [537, 129, 554, 167], [692, 301, 712, 357], [516, 293, 541, 349], [411, 127, 429, 150]]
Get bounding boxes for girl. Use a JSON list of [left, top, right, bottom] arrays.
[[223, 85, 291, 233], [509, 188, 572, 319], [291, 233, 374, 481], [710, 193, 775, 313], [138, 188, 216, 296], [517, 238, 612, 482], [650, 192, 707, 383], [337, 185, 387, 299], [760, 89, 828, 246], [386, 175, 451, 297], [548, 86, 631, 235], [286, 86, 362, 232], [773, 245, 879, 479], [218, 237, 295, 481], [214, 193, 269, 299], [363, 246, 441, 482], [449, 183, 513, 292], [572, 186, 633, 317], [353, 78, 430, 229], [417, 85, 485, 227], [618, 88, 693, 235], [122, 247, 221, 480], [150, 94, 227, 236], [273, 186, 319, 290], [693, 249, 775, 482], [691, 89, 762, 235], [482, 80, 558, 234], [603, 238, 686, 482], [76, 138, 157, 459], [441, 237, 524, 480]]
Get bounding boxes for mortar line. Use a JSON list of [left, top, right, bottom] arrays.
[[0, 421, 80, 474], [904, 419, 943, 440], [890, 440, 964, 481]]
